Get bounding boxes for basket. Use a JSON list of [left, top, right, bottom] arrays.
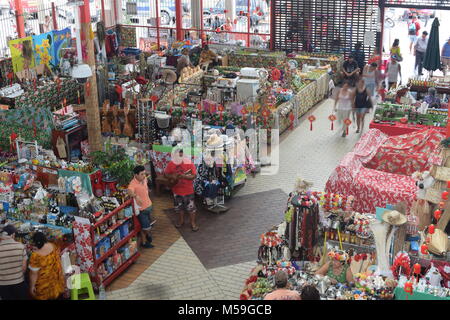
[[155, 113, 171, 129], [430, 165, 450, 182]]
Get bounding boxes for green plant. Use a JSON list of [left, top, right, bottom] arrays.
[[107, 158, 136, 187]]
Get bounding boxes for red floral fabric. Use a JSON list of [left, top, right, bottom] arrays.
[[72, 217, 95, 273], [325, 129, 443, 213]]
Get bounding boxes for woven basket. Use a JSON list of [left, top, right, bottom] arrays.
[[425, 188, 443, 204], [430, 165, 450, 182]]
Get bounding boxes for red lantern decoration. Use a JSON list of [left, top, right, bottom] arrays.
[[257, 11, 263, 16], [442, 191, 449, 200], [84, 79, 91, 97], [239, 10, 244, 15], [413, 263, 421, 275], [404, 281, 413, 298], [447, 180, 450, 189], [233, 19, 238, 24], [308, 115, 316, 131], [434, 210, 442, 221], [215, 27, 221, 33], [218, 104, 225, 121], [328, 114, 337, 130], [420, 244, 428, 254], [344, 118, 352, 135], [224, 9, 228, 13], [428, 224, 435, 234]]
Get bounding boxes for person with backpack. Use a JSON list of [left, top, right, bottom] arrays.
[[408, 16, 421, 53]]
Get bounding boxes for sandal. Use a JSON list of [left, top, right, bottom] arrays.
[[175, 222, 183, 228], [191, 226, 199, 232]]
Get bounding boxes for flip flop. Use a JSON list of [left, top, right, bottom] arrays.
[[191, 226, 199, 232]]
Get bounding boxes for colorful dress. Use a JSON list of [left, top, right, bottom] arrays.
[[327, 263, 349, 284], [29, 244, 65, 300]]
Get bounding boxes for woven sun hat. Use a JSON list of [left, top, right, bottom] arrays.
[[206, 134, 223, 148], [382, 210, 407, 226]]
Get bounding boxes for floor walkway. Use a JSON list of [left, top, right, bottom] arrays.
[[106, 97, 373, 300]]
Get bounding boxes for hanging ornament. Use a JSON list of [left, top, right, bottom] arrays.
[[413, 263, 421, 275], [289, 112, 295, 130], [233, 19, 238, 24], [215, 27, 221, 33], [447, 180, 450, 189], [428, 224, 435, 234], [85, 80, 91, 97], [328, 114, 337, 130], [420, 244, 428, 254], [218, 104, 225, 121], [403, 281, 413, 298], [344, 118, 352, 135], [434, 210, 442, 221], [308, 115, 316, 131], [261, 108, 271, 127], [442, 191, 449, 200]]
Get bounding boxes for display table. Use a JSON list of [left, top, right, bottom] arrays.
[[369, 121, 446, 136], [292, 52, 344, 83], [228, 50, 286, 69], [394, 287, 450, 300]]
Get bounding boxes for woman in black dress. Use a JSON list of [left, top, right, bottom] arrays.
[[353, 78, 373, 133]]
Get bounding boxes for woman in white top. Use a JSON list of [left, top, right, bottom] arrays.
[[386, 58, 402, 89], [333, 81, 355, 137], [363, 62, 379, 97]]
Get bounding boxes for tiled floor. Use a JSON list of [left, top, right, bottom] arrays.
[[106, 98, 373, 299]]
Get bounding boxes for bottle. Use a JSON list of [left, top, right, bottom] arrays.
[[99, 283, 106, 300]]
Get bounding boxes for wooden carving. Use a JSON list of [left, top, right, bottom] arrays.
[[111, 104, 122, 136]]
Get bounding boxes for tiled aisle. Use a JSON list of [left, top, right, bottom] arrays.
[[107, 98, 373, 300]]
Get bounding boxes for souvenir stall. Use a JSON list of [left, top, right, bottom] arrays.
[[370, 102, 447, 136], [325, 128, 444, 214], [241, 175, 450, 300], [289, 52, 344, 83], [0, 137, 142, 291], [407, 78, 450, 98]]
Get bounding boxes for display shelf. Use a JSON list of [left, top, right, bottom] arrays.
[[93, 200, 132, 228], [7, 216, 73, 234], [93, 215, 132, 246], [101, 251, 140, 287], [94, 231, 137, 267], [327, 239, 375, 252]]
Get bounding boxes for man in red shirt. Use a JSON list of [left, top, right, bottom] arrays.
[[408, 16, 421, 53], [164, 147, 199, 231]]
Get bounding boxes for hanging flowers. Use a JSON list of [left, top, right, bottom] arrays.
[[261, 108, 271, 126], [344, 118, 352, 135], [328, 114, 337, 130], [308, 115, 316, 131]]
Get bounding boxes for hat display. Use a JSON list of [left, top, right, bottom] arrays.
[[382, 210, 407, 226], [427, 228, 448, 256], [206, 134, 224, 148]]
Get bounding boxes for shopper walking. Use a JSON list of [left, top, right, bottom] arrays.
[[441, 37, 450, 75], [390, 39, 402, 62], [386, 58, 402, 89], [362, 62, 379, 97], [353, 79, 373, 134], [333, 81, 355, 138], [408, 16, 421, 53], [0, 225, 29, 300], [264, 271, 301, 300], [165, 147, 199, 232], [352, 42, 365, 73], [28, 232, 65, 300], [128, 166, 155, 249], [414, 31, 428, 76]]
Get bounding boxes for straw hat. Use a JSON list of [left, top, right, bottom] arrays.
[[427, 229, 448, 256], [206, 134, 223, 148], [382, 210, 407, 226]]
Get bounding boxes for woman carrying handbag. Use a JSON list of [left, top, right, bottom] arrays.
[[353, 78, 373, 134]]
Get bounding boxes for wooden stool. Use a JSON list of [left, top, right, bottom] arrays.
[[155, 175, 171, 195]]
